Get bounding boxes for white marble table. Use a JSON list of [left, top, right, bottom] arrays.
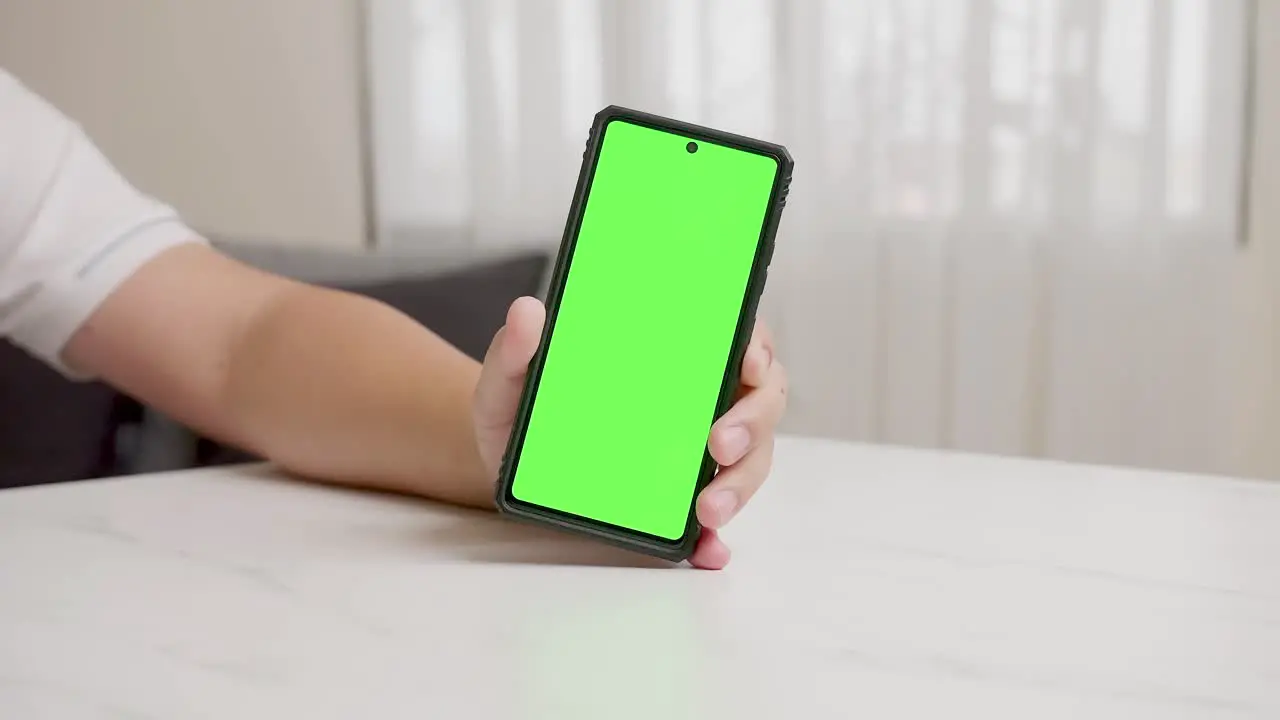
[[2, 437, 1280, 719]]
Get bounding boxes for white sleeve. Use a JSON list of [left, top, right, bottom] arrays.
[[0, 69, 205, 379]]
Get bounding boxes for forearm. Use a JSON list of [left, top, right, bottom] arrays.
[[222, 283, 494, 507]]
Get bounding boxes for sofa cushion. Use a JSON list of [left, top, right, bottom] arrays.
[[0, 344, 121, 488]]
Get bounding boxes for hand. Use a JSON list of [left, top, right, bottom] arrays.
[[472, 296, 788, 569]]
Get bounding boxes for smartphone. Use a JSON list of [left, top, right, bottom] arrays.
[[494, 106, 792, 562]]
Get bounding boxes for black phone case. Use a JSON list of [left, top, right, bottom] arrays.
[[493, 105, 794, 563]]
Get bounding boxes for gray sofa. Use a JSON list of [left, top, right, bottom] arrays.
[[0, 241, 550, 488]]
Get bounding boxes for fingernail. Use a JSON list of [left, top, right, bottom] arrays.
[[709, 490, 739, 526], [719, 425, 751, 463]]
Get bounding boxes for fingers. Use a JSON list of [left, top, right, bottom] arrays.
[[708, 356, 787, 467], [739, 320, 776, 388], [473, 297, 545, 431], [688, 527, 731, 570], [700, 322, 786, 531], [496, 296, 546, 374], [697, 438, 774, 529]]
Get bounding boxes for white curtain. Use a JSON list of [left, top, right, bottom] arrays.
[[366, 0, 1251, 475]]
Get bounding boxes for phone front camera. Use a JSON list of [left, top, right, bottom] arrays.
[[686, 141, 698, 154]]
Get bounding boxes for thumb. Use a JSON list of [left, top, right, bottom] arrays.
[[474, 296, 545, 431]]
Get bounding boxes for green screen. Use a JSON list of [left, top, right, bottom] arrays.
[[510, 118, 779, 541]]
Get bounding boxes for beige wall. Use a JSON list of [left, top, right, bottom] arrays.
[[1230, 0, 1280, 479], [0, 0, 368, 249]]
